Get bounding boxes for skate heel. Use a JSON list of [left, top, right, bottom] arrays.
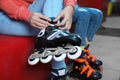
[[83, 45, 103, 72], [69, 58, 102, 80]]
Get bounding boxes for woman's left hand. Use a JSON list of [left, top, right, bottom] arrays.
[[53, 5, 74, 30]]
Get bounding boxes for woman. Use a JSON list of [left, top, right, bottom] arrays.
[[0, 0, 76, 79]]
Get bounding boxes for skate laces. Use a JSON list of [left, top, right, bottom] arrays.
[[74, 58, 95, 78]]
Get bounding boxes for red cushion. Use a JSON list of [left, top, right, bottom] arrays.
[[0, 35, 51, 80]]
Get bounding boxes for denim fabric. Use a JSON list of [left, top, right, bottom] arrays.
[[73, 5, 103, 46], [73, 5, 89, 46], [43, 0, 63, 17], [85, 8, 103, 42]]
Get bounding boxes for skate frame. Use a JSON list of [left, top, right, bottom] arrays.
[[30, 44, 76, 59]]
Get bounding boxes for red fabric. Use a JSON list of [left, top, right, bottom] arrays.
[[0, 0, 76, 22], [0, 35, 51, 80], [64, 0, 77, 7]]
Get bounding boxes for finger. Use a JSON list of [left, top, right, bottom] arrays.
[[66, 22, 72, 30], [32, 20, 48, 29], [36, 22, 48, 28], [35, 18, 50, 26], [31, 24, 44, 29], [56, 18, 67, 27], [59, 21, 71, 30], [53, 13, 63, 22], [67, 20, 72, 30], [59, 24, 68, 30], [39, 15, 51, 22]]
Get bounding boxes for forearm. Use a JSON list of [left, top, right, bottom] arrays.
[[64, 0, 77, 7], [0, 0, 31, 21]]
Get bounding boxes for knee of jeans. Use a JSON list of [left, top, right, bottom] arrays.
[[89, 8, 103, 19], [96, 9, 103, 19], [76, 8, 90, 20]]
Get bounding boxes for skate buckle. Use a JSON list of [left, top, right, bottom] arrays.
[[37, 29, 45, 37]]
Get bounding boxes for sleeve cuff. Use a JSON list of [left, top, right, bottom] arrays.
[[64, 0, 77, 8], [17, 6, 31, 22]]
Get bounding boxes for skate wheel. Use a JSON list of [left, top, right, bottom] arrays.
[[67, 46, 82, 59], [53, 53, 66, 62], [28, 52, 40, 65], [40, 55, 52, 63]]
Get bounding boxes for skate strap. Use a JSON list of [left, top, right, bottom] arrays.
[[75, 58, 86, 63], [83, 49, 96, 62], [51, 68, 68, 79], [75, 58, 95, 78]]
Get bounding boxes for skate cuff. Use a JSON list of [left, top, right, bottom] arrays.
[[51, 68, 68, 79]]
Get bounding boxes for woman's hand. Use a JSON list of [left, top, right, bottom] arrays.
[[28, 12, 51, 30], [53, 5, 74, 30]]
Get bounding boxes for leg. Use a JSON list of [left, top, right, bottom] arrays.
[[69, 6, 102, 80], [43, 0, 67, 79], [85, 8, 103, 43], [83, 8, 103, 71], [72, 5, 90, 50], [43, 0, 63, 17]]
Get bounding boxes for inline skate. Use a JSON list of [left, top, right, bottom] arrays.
[[28, 18, 82, 65], [69, 56, 102, 80]]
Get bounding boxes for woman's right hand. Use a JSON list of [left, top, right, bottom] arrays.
[[28, 12, 51, 30]]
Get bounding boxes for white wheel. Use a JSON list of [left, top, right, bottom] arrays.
[[28, 53, 39, 65], [53, 53, 66, 62], [40, 55, 52, 63], [67, 46, 82, 59]]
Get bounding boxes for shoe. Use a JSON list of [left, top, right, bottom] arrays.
[[69, 57, 102, 80]]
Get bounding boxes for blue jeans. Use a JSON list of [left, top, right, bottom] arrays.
[[73, 5, 103, 46], [0, 0, 66, 70]]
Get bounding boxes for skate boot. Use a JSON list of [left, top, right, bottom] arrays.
[[69, 57, 102, 80], [28, 17, 82, 65], [83, 45, 103, 72], [49, 68, 68, 80]]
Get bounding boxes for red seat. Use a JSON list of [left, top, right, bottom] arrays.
[[0, 35, 51, 80]]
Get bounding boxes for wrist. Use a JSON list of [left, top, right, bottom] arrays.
[[28, 12, 34, 23], [64, 0, 77, 9], [66, 5, 74, 12], [17, 6, 31, 22]]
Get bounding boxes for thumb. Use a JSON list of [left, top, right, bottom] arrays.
[[53, 13, 63, 22]]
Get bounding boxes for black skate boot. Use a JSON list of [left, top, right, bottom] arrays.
[[69, 57, 102, 80], [36, 19, 81, 49], [28, 17, 82, 65], [83, 45, 103, 72], [50, 68, 68, 80]]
